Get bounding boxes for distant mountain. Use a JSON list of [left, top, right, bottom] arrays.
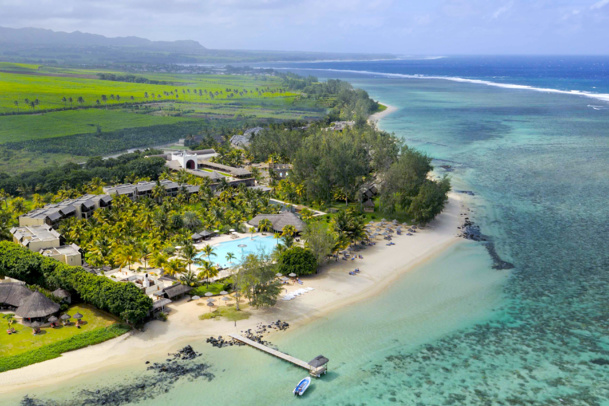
[[0, 26, 396, 65], [0, 26, 206, 53]]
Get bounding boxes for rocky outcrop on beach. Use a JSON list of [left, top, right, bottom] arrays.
[[206, 320, 290, 349], [21, 346, 214, 406], [458, 215, 514, 270]]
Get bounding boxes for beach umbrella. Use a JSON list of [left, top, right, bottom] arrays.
[[73, 312, 83, 320], [191, 295, 201, 300], [276, 273, 283, 277], [205, 292, 213, 298], [289, 273, 297, 278], [207, 298, 217, 303], [30, 321, 41, 328], [220, 291, 228, 295], [221, 297, 231, 302], [60, 314, 71, 321], [48, 316, 58, 323], [207, 302, 215, 311]]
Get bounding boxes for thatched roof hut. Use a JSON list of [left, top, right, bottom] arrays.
[[52, 288, 71, 299], [15, 292, 60, 319], [0, 283, 33, 309], [248, 212, 306, 233], [308, 355, 329, 368]]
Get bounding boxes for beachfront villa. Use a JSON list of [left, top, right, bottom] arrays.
[[269, 163, 293, 180], [248, 211, 306, 234], [10, 225, 83, 266]]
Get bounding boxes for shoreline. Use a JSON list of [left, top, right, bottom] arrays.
[[0, 191, 465, 395], [368, 103, 398, 124]]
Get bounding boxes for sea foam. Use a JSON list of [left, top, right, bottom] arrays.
[[274, 67, 609, 104]]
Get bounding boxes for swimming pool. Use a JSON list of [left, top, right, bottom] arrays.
[[196, 236, 278, 268]]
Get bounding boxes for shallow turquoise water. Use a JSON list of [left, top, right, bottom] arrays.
[[9, 63, 609, 405], [196, 236, 278, 268]]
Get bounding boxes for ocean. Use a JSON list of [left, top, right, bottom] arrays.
[[8, 56, 609, 405]]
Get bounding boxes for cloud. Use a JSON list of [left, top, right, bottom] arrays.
[[591, 0, 609, 9], [492, 1, 513, 19]]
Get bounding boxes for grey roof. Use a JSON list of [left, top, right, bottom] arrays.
[[364, 199, 375, 207], [11, 225, 61, 245], [0, 283, 33, 308], [243, 127, 263, 137], [20, 194, 110, 222], [308, 355, 329, 368], [52, 288, 71, 299], [200, 160, 252, 177], [230, 134, 251, 147], [248, 212, 306, 233], [163, 284, 192, 298], [152, 298, 172, 310], [15, 291, 60, 318], [191, 233, 202, 240]]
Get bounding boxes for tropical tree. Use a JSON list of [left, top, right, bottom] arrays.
[[226, 252, 236, 266], [258, 218, 273, 233], [303, 222, 338, 266], [183, 211, 202, 231], [164, 258, 186, 277], [149, 252, 169, 269], [180, 243, 199, 273], [197, 260, 218, 286], [201, 244, 216, 263]]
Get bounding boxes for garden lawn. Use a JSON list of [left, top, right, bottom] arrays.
[[0, 304, 124, 360]]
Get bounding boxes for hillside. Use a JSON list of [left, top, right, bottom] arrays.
[[0, 26, 396, 65]]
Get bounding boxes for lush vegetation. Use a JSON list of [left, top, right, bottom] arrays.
[[0, 324, 131, 373], [0, 151, 165, 196], [277, 247, 318, 276], [0, 242, 153, 325]]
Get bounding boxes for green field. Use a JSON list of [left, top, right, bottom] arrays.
[[0, 64, 326, 175], [0, 70, 296, 113], [0, 109, 193, 144]]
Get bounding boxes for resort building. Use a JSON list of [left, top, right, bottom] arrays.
[[103, 180, 198, 200], [18, 194, 112, 227], [191, 230, 216, 243], [230, 127, 263, 148], [269, 163, 293, 180], [40, 244, 83, 267], [11, 225, 61, 252], [11, 224, 83, 266], [248, 211, 306, 234], [153, 283, 192, 301], [326, 121, 355, 132], [198, 161, 252, 179]]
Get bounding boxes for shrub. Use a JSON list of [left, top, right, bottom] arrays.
[[276, 246, 317, 276], [0, 242, 152, 325]]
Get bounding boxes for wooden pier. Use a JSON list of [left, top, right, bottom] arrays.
[[229, 334, 328, 377]]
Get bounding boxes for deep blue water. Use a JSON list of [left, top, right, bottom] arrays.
[[267, 56, 609, 95]]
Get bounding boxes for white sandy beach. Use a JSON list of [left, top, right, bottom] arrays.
[[368, 103, 398, 125], [0, 191, 465, 394]]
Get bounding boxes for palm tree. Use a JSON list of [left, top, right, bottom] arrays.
[[201, 244, 216, 263], [182, 211, 201, 231], [138, 243, 152, 269], [180, 243, 199, 273], [149, 252, 169, 269], [164, 259, 186, 277], [226, 252, 236, 266], [258, 218, 273, 234], [197, 260, 218, 287], [180, 270, 199, 286], [115, 245, 137, 272]]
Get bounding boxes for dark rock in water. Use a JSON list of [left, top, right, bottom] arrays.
[[459, 219, 514, 270], [22, 345, 213, 406], [455, 190, 475, 196], [207, 319, 290, 349], [485, 242, 515, 270], [590, 358, 609, 366], [439, 165, 454, 172]]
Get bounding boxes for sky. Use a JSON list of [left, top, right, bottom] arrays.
[[1, 0, 609, 55]]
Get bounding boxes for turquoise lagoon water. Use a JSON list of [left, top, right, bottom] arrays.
[[9, 58, 609, 405], [196, 236, 278, 268]]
